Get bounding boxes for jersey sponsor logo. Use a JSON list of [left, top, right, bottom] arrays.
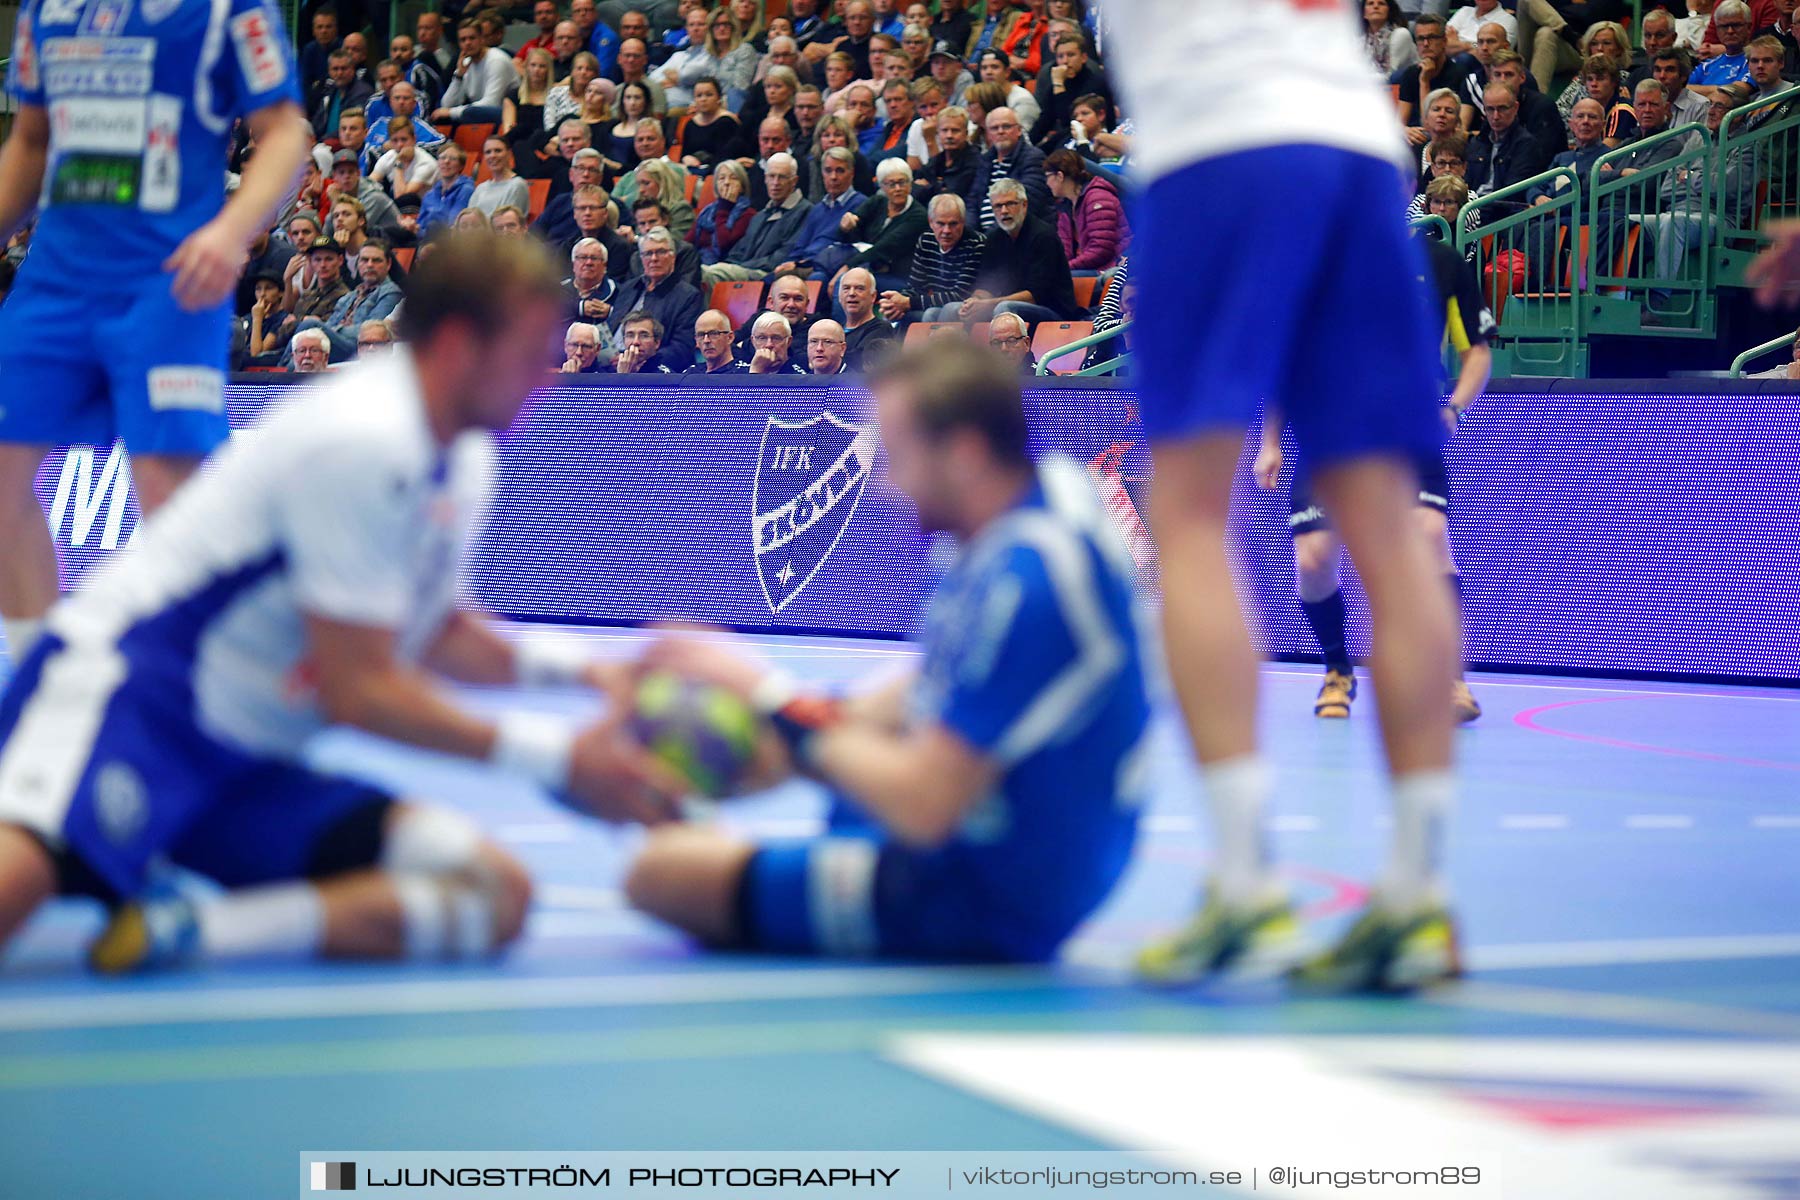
[[11, 15, 41, 91], [37, 0, 89, 27], [230, 6, 288, 93], [49, 96, 146, 152], [77, 0, 135, 38], [140, 93, 182, 211], [751, 411, 878, 612], [48, 443, 133, 551], [42, 35, 155, 60], [45, 59, 154, 96], [148, 366, 225, 413]]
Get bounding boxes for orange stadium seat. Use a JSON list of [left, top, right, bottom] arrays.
[[696, 174, 716, 210], [1032, 320, 1095, 375], [393, 247, 416, 272], [805, 280, 824, 312], [711, 280, 765, 328], [903, 321, 964, 348], [1072, 276, 1100, 310], [526, 179, 552, 222], [453, 123, 497, 157]]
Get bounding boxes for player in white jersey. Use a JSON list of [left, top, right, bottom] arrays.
[[0, 235, 681, 973], [1104, 0, 1463, 991]]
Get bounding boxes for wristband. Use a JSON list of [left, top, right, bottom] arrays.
[[514, 638, 595, 689], [490, 711, 577, 792]]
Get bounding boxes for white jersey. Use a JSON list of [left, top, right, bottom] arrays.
[[49, 350, 496, 759], [1101, 0, 1408, 182]]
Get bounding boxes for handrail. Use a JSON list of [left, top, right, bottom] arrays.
[[1730, 331, 1795, 376], [1464, 163, 1581, 217], [1036, 318, 1134, 375], [1409, 214, 1453, 241]]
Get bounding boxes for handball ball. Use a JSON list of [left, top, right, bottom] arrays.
[[630, 670, 760, 798]]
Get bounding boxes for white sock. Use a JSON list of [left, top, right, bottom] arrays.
[[1202, 754, 1276, 904], [392, 874, 497, 960], [1381, 769, 1455, 913], [3, 617, 43, 665], [194, 882, 326, 961]]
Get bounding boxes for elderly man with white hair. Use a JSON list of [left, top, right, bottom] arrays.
[[560, 322, 610, 373], [290, 328, 334, 373], [984, 311, 1038, 374], [746, 312, 807, 374], [1688, 1, 1757, 98], [700, 152, 816, 286], [960, 178, 1080, 327], [563, 237, 619, 324], [832, 157, 928, 296], [837, 267, 898, 368], [803, 319, 850, 374]]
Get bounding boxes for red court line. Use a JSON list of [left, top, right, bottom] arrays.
[[1512, 696, 1800, 772]]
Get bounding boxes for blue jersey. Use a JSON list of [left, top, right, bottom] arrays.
[[5, 0, 302, 280], [905, 456, 1153, 956]]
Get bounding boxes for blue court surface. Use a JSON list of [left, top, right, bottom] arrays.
[[1, 627, 1797, 1198]]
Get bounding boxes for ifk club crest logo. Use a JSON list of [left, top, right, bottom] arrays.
[[752, 412, 878, 612]]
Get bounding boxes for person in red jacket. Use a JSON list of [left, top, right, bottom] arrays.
[[1044, 149, 1127, 275]]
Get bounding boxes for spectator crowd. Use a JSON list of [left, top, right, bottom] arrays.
[[213, 0, 1135, 376]]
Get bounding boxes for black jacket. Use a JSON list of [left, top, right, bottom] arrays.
[[974, 216, 1079, 320]]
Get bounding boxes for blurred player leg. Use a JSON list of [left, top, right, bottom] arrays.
[[0, 824, 57, 947], [1292, 458, 1462, 992], [1137, 434, 1302, 984], [1415, 494, 1481, 723], [625, 825, 759, 946], [91, 803, 535, 972], [1294, 527, 1356, 718], [0, 446, 59, 662]]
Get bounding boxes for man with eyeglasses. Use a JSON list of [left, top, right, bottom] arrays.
[[1689, 0, 1757, 98], [1406, 136, 1484, 242], [609, 227, 703, 368], [355, 320, 395, 356], [803, 319, 850, 374], [1397, 18, 1474, 146], [687, 309, 750, 374], [960, 179, 1079, 326], [1466, 81, 1554, 196], [732, 271, 816, 361], [563, 237, 619, 323], [744, 312, 807, 374], [602, 310, 677, 374], [971, 107, 1052, 230], [985, 312, 1037, 373], [701, 153, 816, 287]]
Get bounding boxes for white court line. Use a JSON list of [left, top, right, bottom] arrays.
[[1624, 814, 1695, 830], [0, 966, 1058, 1033], [1464, 932, 1800, 971], [1431, 980, 1800, 1039], [1262, 667, 1800, 702], [1752, 815, 1800, 829], [1499, 814, 1570, 830], [3, 933, 1798, 1032]]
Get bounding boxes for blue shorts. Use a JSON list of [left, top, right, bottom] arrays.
[[0, 636, 392, 900], [0, 267, 232, 456], [1133, 144, 1445, 466]]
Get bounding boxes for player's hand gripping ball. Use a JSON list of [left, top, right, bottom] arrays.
[[629, 670, 760, 798]]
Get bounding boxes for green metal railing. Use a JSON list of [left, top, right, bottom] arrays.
[[1713, 85, 1800, 285], [1409, 214, 1453, 242], [1035, 320, 1134, 377], [1585, 124, 1715, 334], [1460, 165, 1586, 377], [1730, 331, 1796, 376]]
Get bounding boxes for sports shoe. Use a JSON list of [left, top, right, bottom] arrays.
[[1451, 679, 1482, 724], [1137, 887, 1306, 985], [1314, 670, 1356, 719], [1289, 900, 1462, 994], [88, 893, 201, 975]]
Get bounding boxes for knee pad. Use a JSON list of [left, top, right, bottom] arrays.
[[381, 805, 485, 876], [391, 874, 499, 960]]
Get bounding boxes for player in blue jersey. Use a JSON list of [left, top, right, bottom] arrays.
[[625, 341, 1153, 962], [0, 0, 314, 664], [1105, 0, 1463, 991], [0, 235, 683, 973]]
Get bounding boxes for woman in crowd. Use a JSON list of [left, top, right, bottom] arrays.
[[1045, 148, 1128, 273], [730, 0, 765, 52], [1422, 175, 1481, 257], [634, 159, 696, 240], [742, 65, 803, 142], [545, 51, 601, 135], [1415, 87, 1464, 182], [806, 114, 876, 199], [997, 0, 1052, 80], [504, 48, 557, 152], [901, 23, 934, 75], [679, 77, 743, 172], [610, 81, 656, 173], [452, 207, 492, 233], [690, 159, 755, 264], [835, 157, 929, 289], [1363, 0, 1418, 77], [1557, 23, 1631, 130], [691, 7, 759, 111]]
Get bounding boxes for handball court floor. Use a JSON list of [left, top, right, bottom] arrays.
[[1, 627, 1797, 1198]]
